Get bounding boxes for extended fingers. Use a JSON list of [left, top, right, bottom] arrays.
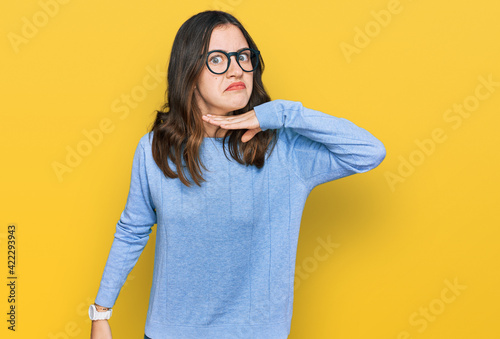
[[205, 114, 247, 123], [202, 114, 251, 129]]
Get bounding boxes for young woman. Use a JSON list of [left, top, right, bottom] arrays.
[[90, 10, 386, 339]]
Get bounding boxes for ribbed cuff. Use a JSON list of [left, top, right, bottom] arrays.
[[94, 286, 120, 309], [253, 101, 284, 131]]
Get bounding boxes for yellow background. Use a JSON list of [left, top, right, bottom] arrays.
[[1, 0, 499, 338]]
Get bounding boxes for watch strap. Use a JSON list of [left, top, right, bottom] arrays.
[[89, 304, 112, 320]]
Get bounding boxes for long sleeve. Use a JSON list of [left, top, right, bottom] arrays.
[[253, 99, 386, 190], [94, 138, 157, 308]]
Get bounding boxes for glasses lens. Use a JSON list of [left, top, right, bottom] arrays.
[[207, 51, 229, 74], [237, 49, 259, 72]]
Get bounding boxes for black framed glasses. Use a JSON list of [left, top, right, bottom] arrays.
[[205, 48, 260, 75]]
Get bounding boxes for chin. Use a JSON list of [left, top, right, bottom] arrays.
[[227, 97, 250, 112]]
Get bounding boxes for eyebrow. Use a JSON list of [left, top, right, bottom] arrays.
[[208, 47, 249, 53]]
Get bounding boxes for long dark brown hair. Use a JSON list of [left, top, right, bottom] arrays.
[[148, 10, 278, 187]]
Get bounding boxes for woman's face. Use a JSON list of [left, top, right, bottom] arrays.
[[194, 24, 254, 116]]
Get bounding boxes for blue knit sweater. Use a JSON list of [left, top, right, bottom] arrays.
[[94, 99, 386, 338]]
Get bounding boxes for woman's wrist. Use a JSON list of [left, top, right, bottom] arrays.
[[94, 303, 111, 312]]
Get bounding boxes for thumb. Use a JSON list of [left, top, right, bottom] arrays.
[[241, 128, 261, 143]]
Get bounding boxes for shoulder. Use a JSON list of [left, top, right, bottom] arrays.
[[138, 131, 154, 150]]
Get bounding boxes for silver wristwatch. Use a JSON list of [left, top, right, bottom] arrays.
[[89, 303, 113, 320]]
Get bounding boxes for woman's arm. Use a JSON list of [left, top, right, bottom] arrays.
[[254, 99, 386, 189], [94, 135, 157, 309], [90, 318, 112, 339]]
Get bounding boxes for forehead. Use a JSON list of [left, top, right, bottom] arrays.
[[208, 24, 249, 51]]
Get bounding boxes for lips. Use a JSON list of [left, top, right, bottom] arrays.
[[226, 81, 246, 91]]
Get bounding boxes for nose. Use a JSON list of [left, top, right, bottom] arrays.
[[226, 55, 243, 77]]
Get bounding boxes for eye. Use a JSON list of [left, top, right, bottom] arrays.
[[209, 55, 223, 65], [238, 52, 250, 62], [209, 52, 226, 65]]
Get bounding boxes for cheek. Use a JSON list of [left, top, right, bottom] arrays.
[[198, 69, 221, 89], [198, 75, 221, 98], [246, 76, 254, 96], [208, 76, 224, 95]]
